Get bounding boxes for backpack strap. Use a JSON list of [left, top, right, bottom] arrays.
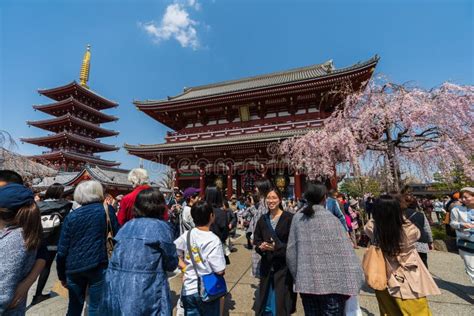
[[186, 229, 201, 277]]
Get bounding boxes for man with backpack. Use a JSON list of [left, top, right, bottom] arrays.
[[32, 183, 72, 305]]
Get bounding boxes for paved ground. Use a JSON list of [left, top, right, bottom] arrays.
[[26, 231, 474, 315]]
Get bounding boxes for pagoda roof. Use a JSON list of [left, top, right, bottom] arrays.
[[135, 55, 379, 109], [38, 81, 118, 110], [33, 97, 118, 123], [29, 151, 120, 167], [0, 148, 58, 179], [21, 132, 119, 152], [64, 165, 131, 187], [27, 114, 119, 138], [32, 165, 171, 192], [125, 128, 311, 154]]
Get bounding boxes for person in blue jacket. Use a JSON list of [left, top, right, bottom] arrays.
[[101, 188, 178, 316], [325, 189, 349, 232], [56, 180, 119, 316]]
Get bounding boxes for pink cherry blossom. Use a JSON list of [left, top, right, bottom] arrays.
[[280, 76, 474, 190]]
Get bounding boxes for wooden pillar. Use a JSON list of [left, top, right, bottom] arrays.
[[199, 169, 205, 198], [226, 165, 233, 200], [294, 171, 302, 200]]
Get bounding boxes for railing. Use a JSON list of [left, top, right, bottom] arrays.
[[165, 118, 323, 143]]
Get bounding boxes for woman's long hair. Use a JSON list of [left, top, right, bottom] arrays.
[[0, 202, 42, 251], [255, 179, 271, 199], [302, 183, 327, 217], [205, 186, 223, 208], [372, 195, 405, 257]]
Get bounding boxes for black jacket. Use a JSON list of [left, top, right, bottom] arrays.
[[253, 211, 296, 316], [254, 211, 293, 275], [405, 208, 430, 243]]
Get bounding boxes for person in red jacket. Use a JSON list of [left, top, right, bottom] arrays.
[[117, 168, 150, 226]]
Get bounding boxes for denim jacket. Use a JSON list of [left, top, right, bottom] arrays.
[[101, 217, 178, 316]]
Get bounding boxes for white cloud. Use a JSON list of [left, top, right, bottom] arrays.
[[140, 2, 201, 50]]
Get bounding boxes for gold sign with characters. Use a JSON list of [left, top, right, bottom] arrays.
[[275, 175, 286, 192]]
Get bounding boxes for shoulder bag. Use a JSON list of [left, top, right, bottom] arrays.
[[104, 203, 115, 259], [186, 229, 227, 302], [362, 227, 387, 290], [262, 213, 282, 246]]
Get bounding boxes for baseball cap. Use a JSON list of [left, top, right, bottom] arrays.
[[183, 187, 200, 200]]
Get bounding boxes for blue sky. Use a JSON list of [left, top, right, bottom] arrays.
[[0, 0, 472, 179]]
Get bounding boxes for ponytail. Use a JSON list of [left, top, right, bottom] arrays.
[[302, 183, 327, 217], [14, 201, 42, 251], [302, 203, 315, 217]]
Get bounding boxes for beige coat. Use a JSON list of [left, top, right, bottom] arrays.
[[365, 219, 441, 299]]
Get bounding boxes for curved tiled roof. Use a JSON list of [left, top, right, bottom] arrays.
[[27, 114, 119, 138], [21, 132, 119, 152], [136, 55, 379, 105], [33, 97, 118, 123], [29, 151, 120, 167], [38, 81, 118, 109], [125, 128, 312, 152]]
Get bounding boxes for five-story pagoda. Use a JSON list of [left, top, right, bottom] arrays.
[[22, 45, 120, 171]]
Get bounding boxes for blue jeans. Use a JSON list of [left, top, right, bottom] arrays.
[[181, 293, 220, 316], [66, 265, 106, 316]]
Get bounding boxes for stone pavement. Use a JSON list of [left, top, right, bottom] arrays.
[[26, 231, 474, 315]]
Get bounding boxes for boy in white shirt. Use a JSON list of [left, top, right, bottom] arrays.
[[174, 201, 226, 316]]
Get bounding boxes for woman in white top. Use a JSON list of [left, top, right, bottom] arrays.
[[174, 201, 226, 316], [450, 187, 474, 284]]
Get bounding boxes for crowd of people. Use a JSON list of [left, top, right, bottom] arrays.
[[1, 167, 473, 316]]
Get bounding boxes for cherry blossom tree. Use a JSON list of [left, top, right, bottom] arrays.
[[280, 77, 474, 191]]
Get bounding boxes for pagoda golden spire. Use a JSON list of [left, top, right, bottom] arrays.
[[79, 44, 91, 88]]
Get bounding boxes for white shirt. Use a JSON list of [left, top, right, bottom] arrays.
[[174, 228, 226, 295], [179, 206, 195, 235]]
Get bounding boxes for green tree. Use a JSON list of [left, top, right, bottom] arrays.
[[432, 163, 474, 192], [339, 176, 381, 198]]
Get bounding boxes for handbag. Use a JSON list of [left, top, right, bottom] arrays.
[[344, 295, 362, 316], [456, 239, 474, 252], [186, 229, 227, 302], [362, 228, 387, 290], [104, 203, 115, 259]]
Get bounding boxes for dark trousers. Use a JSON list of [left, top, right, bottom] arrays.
[[35, 249, 56, 297], [301, 293, 348, 316], [419, 252, 428, 269], [246, 232, 252, 248], [65, 265, 106, 316]]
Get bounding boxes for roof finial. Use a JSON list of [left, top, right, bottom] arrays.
[[79, 44, 91, 88]]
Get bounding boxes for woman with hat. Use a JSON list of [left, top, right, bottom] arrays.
[[0, 183, 43, 315], [450, 187, 474, 283]]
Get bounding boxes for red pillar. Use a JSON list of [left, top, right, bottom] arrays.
[[199, 169, 205, 198], [174, 169, 180, 189], [294, 171, 302, 200], [226, 165, 233, 200]]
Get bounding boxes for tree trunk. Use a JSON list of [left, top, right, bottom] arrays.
[[384, 129, 401, 192]]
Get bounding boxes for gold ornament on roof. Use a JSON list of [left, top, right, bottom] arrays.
[[79, 44, 91, 88]]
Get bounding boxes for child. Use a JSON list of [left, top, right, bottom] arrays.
[[174, 201, 226, 316]]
